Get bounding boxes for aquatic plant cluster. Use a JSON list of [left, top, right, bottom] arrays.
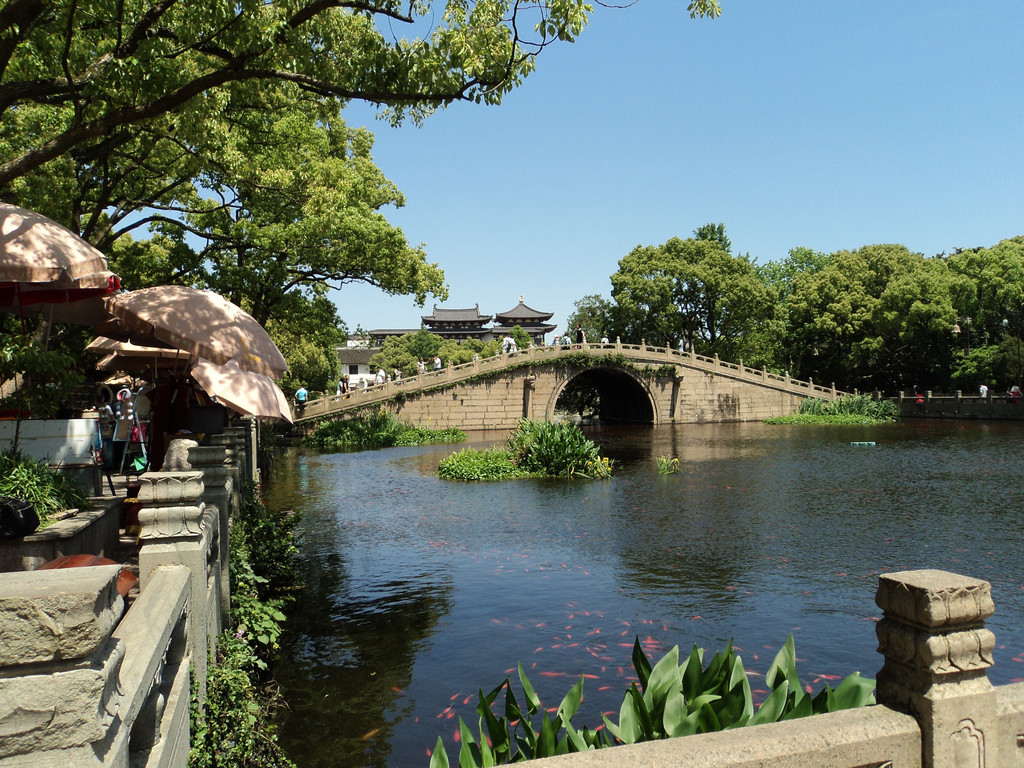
[[305, 408, 466, 451], [0, 449, 86, 526], [437, 420, 613, 481], [764, 395, 899, 425], [428, 635, 874, 766]]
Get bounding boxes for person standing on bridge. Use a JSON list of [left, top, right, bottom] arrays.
[[433, 355, 442, 371], [575, 325, 584, 348], [295, 384, 308, 415], [417, 358, 426, 375]]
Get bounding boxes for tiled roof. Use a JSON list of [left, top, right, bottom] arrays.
[[422, 304, 492, 323], [494, 300, 553, 322]]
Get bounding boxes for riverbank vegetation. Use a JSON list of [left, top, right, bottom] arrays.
[[428, 634, 874, 766], [189, 486, 299, 768], [764, 395, 900, 425], [437, 420, 613, 481], [567, 230, 1024, 395], [0, 450, 87, 527], [304, 409, 466, 451]]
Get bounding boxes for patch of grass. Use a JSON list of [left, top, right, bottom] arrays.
[[437, 448, 529, 481]]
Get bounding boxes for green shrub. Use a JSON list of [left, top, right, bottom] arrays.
[[306, 409, 466, 451], [506, 419, 608, 477], [0, 450, 87, 526], [189, 485, 297, 768], [428, 635, 874, 767], [437, 420, 614, 481], [437, 448, 528, 481]]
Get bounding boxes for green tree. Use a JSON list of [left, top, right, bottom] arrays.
[[566, 294, 614, 343], [0, 0, 721, 189], [508, 325, 532, 350], [693, 222, 732, 254], [609, 234, 779, 359], [946, 237, 1024, 387], [782, 244, 955, 391]]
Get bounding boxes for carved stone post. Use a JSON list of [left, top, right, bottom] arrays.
[[211, 431, 243, 521], [876, 569, 999, 768], [189, 444, 232, 620], [137, 470, 217, 700]]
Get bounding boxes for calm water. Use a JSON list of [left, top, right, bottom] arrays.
[[264, 420, 1024, 768]]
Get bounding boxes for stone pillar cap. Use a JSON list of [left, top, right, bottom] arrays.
[[877, 569, 993, 628], [0, 565, 123, 665]]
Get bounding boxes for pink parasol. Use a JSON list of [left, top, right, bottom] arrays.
[[104, 285, 288, 379], [190, 359, 293, 423], [0, 203, 122, 326], [0, 203, 108, 285]]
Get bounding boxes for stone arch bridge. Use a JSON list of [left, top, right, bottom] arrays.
[[293, 342, 844, 431]]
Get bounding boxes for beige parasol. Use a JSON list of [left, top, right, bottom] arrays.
[[84, 336, 195, 372], [0, 203, 122, 326], [190, 359, 293, 423], [0, 203, 108, 285], [104, 285, 288, 379]]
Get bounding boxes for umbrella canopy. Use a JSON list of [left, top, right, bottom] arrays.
[[85, 336, 194, 372], [0, 203, 108, 285], [104, 286, 288, 379], [0, 272, 122, 325], [0, 203, 122, 326], [190, 359, 293, 423]]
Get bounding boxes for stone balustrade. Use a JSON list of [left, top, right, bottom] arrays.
[[0, 421, 256, 768]]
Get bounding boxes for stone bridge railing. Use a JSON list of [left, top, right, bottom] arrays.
[[294, 340, 845, 423], [0, 421, 256, 768]]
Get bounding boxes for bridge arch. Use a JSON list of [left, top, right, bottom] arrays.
[[544, 365, 657, 424]]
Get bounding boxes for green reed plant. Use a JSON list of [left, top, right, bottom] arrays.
[[428, 635, 874, 767], [657, 456, 681, 474], [766, 395, 899, 425]]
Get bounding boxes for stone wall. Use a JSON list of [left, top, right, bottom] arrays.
[[0, 498, 120, 572]]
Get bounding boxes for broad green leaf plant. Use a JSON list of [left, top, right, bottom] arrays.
[[428, 634, 874, 766]]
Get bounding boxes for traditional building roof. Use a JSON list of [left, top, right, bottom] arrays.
[[421, 304, 493, 325], [494, 297, 554, 324], [367, 298, 556, 344]]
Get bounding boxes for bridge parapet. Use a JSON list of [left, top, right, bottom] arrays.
[[294, 343, 845, 423]]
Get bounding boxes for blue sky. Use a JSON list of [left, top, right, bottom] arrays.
[[332, 1, 1023, 336]]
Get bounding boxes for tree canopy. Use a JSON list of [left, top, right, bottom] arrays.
[[0, 0, 721, 190], [608, 233, 779, 361], [579, 228, 1024, 393], [1, 0, 721, 385]]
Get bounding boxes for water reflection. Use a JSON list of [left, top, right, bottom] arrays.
[[265, 421, 1024, 768]]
